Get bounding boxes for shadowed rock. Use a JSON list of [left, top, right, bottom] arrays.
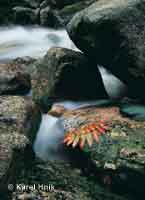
[[31, 47, 108, 112], [67, 0, 145, 102], [12, 159, 128, 200]]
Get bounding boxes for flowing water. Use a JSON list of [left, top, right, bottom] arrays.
[[0, 25, 128, 161], [0, 25, 127, 100], [34, 100, 111, 161], [98, 66, 127, 100], [33, 114, 65, 161], [0, 26, 78, 61]]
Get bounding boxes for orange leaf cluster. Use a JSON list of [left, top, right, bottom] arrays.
[[63, 121, 109, 149]]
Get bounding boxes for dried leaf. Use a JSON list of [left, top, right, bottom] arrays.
[[79, 136, 86, 149], [86, 134, 93, 147], [72, 135, 80, 148], [63, 120, 110, 149], [93, 131, 99, 143]]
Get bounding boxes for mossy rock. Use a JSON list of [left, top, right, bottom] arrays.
[[60, 104, 145, 199]]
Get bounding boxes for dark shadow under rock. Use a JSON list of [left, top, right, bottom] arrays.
[[31, 47, 108, 112]]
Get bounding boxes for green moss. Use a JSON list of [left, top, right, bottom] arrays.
[[60, 0, 95, 15]]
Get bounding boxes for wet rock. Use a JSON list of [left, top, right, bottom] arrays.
[[0, 96, 41, 199], [22, 0, 41, 8], [0, 0, 94, 25], [13, 6, 38, 24], [49, 104, 68, 117], [0, 57, 35, 95], [12, 159, 128, 200], [46, 0, 82, 9], [11, 57, 36, 66], [31, 47, 108, 112], [40, 6, 61, 27], [67, 0, 145, 102], [0, 0, 40, 24], [59, 0, 96, 25], [0, 62, 30, 95], [120, 103, 145, 121], [60, 103, 145, 199]]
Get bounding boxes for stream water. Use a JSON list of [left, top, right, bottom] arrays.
[[0, 25, 128, 161], [34, 100, 111, 161], [0, 26, 78, 61]]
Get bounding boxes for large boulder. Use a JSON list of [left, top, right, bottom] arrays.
[[31, 47, 108, 111], [0, 96, 41, 199], [67, 0, 145, 102]]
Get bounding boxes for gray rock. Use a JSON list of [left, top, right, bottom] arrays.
[[59, 0, 96, 25], [45, 0, 81, 9], [0, 57, 35, 95], [31, 47, 108, 111], [0, 0, 41, 24], [13, 6, 38, 24], [22, 0, 41, 8], [40, 6, 61, 27], [67, 0, 145, 102], [0, 62, 30, 95], [0, 96, 41, 199]]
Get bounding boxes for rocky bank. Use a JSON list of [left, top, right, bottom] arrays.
[[0, 96, 41, 199], [0, 0, 96, 27]]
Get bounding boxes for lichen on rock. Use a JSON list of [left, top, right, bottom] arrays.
[[0, 96, 41, 199]]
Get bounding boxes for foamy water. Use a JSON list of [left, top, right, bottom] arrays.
[[0, 26, 78, 61]]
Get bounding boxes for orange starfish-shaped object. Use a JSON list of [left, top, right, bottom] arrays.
[[63, 121, 109, 149]]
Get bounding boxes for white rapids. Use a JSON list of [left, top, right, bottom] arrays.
[[0, 26, 78, 61]]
